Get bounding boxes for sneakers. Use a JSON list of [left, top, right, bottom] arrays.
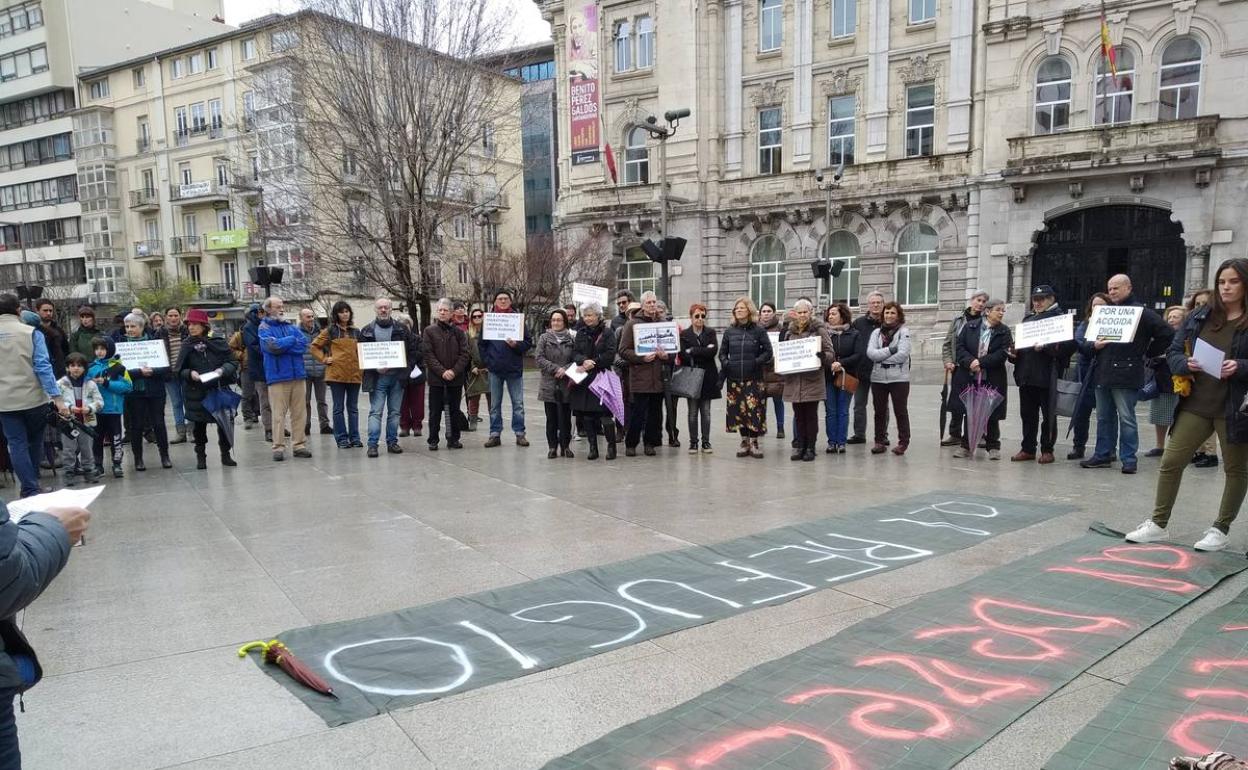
[[366, 445, 379, 458], [688, 444, 699, 455], [293, 447, 313, 458], [1080, 456, 1113, 469], [952, 447, 970, 458], [1144, 447, 1164, 457], [701, 441, 712, 454], [1125, 520, 1168, 543], [735, 440, 749, 458], [1121, 463, 1138, 475], [987, 449, 1001, 460], [387, 443, 403, 454], [1195, 528, 1230, 552]]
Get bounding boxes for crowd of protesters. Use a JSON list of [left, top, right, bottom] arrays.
[[3, 260, 1247, 553]]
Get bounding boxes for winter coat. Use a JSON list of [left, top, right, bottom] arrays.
[[68, 324, 103, 360], [866, 325, 913, 383], [1092, 295, 1174, 389], [535, 330, 576, 403], [465, 333, 489, 397], [617, 313, 668, 394], [478, 309, 532, 377], [421, 321, 470, 389], [940, 309, 980, 367], [87, 347, 132, 415], [311, 324, 363, 384], [121, 332, 170, 398], [952, 318, 1013, 421], [780, 320, 835, 403], [176, 334, 238, 424], [40, 320, 68, 378], [240, 309, 266, 382], [299, 323, 326, 379], [718, 322, 774, 383], [228, 330, 247, 373], [679, 326, 721, 401], [826, 326, 860, 386], [1013, 303, 1076, 388], [0, 493, 72, 695], [258, 317, 307, 385], [852, 313, 883, 379], [760, 315, 784, 397], [570, 321, 616, 414], [56, 376, 103, 426], [358, 320, 421, 393], [1167, 306, 1248, 443]]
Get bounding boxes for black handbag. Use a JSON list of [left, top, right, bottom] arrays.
[[668, 366, 706, 400]]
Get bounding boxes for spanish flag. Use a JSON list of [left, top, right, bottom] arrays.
[[1100, 3, 1118, 77]]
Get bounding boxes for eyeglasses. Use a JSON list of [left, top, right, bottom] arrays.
[[471, 315, 483, 320], [692, 313, 706, 319]]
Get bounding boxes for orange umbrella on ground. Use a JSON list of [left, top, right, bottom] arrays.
[[239, 640, 337, 698]]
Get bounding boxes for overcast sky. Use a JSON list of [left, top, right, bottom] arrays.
[[221, 0, 553, 46]]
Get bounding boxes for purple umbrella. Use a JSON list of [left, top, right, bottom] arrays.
[[960, 372, 1004, 458], [589, 369, 626, 426]]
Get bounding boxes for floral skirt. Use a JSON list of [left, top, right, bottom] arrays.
[[725, 378, 767, 435]]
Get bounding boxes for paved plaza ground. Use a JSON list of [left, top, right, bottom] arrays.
[[15, 373, 1248, 769]]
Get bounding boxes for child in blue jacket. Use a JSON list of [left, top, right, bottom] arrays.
[[87, 336, 133, 478]]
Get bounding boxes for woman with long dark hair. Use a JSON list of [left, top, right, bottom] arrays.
[[312, 300, 363, 448], [824, 304, 859, 453], [1128, 258, 1248, 552], [865, 301, 912, 455], [758, 301, 786, 439]]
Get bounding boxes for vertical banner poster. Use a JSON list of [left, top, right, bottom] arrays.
[[566, 3, 600, 166]]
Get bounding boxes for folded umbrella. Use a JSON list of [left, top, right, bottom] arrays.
[[959, 372, 1004, 458], [202, 385, 242, 449], [938, 371, 950, 444], [588, 369, 626, 426], [239, 639, 336, 698]]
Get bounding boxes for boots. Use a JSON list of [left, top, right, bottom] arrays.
[[802, 440, 816, 462], [604, 421, 618, 460], [170, 425, 188, 444], [736, 438, 751, 458], [749, 438, 764, 459], [195, 443, 207, 470], [586, 435, 600, 460], [221, 450, 237, 467], [791, 442, 804, 461]]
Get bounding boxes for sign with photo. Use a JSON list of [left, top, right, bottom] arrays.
[[633, 321, 680, 355]]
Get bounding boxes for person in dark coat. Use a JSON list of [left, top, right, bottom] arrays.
[[719, 296, 774, 458], [1011, 285, 1076, 464], [1068, 292, 1111, 460], [421, 298, 470, 451], [176, 308, 239, 470], [536, 309, 577, 458], [68, 306, 102, 360], [1081, 274, 1175, 474], [824, 304, 860, 453], [120, 312, 171, 471], [570, 302, 618, 460], [759, 302, 786, 440], [240, 303, 272, 440], [679, 303, 720, 454], [1128, 258, 1248, 552], [34, 299, 68, 378], [951, 298, 1013, 460], [849, 291, 885, 444], [618, 291, 670, 456]]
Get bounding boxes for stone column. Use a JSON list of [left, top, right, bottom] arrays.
[[723, 0, 744, 175], [1186, 243, 1210, 292], [865, 0, 890, 155], [791, 0, 814, 166], [1008, 254, 1031, 304], [947, 0, 973, 151]]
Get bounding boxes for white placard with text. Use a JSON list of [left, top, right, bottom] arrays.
[[483, 312, 525, 342], [571, 283, 609, 309], [1014, 312, 1074, 350], [357, 341, 407, 370], [1086, 305, 1143, 344], [774, 336, 823, 375], [115, 339, 169, 369]]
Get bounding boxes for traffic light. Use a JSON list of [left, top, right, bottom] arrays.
[[640, 236, 687, 263], [810, 258, 845, 280]]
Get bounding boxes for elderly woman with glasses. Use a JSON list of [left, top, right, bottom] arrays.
[[679, 303, 721, 454], [570, 301, 619, 460]]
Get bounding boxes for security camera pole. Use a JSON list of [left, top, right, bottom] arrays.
[[815, 164, 843, 309], [639, 108, 691, 306]]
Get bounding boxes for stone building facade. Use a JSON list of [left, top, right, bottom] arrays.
[[537, 0, 1247, 332]]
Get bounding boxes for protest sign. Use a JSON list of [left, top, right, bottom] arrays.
[[357, 341, 406, 370], [767, 331, 781, 358], [482, 312, 525, 342], [1085, 304, 1143, 343], [774, 336, 822, 375], [633, 321, 680, 354], [571, 283, 609, 308], [1014, 312, 1074, 349], [115, 339, 169, 369]]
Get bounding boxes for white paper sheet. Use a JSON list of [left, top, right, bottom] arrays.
[[6, 486, 104, 523], [565, 366, 588, 384], [1192, 338, 1225, 378], [198, 370, 220, 384], [408, 364, 423, 379]]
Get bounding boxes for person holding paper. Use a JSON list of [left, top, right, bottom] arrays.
[[720, 297, 773, 458], [618, 291, 670, 456], [480, 289, 532, 448], [121, 312, 172, 472], [176, 308, 239, 470], [312, 301, 363, 449], [1081, 274, 1174, 474], [781, 299, 835, 462], [421, 298, 470, 451], [536, 309, 577, 459], [358, 297, 419, 458], [679, 303, 720, 454], [951, 299, 1012, 460], [570, 301, 618, 460], [1129, 258, 1248, 553], [866, 302, 913, 456], [1011, 285, 1075, 464]]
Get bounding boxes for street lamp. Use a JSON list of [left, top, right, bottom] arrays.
[[812, 165, 845, 308], [637, 107, 691, 307], [230, 182, 267, 300]]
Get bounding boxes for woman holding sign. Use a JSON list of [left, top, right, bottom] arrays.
[[719, 297, 773, 458], [780, 300, 834, 462], [1129, 258, 1248, 552], [536, 309, 577, 458], [865, 302, 913, 456], [120, 312, 172, 471]]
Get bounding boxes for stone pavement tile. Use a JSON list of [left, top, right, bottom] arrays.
[[271, 547, 530, 625], [166, 716, 431, 770], [953, 673, 1123, 770], [20, 646, 327, 770], [69, 502, 234, 553], [392, 649, 725, 770]]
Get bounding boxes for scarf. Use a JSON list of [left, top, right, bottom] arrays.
[[879, 322, 900, 347]]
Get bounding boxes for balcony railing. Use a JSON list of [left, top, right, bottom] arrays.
[[1005, 115, 1221, 173], [133, 239, 162, 259], [169, 235, 201, 256], [193, 283, 236, 302], [128, 188, 159, 209], [170, 180, 229, 202]]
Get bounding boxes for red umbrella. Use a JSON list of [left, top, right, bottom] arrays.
[[239, 640, 337, 698]]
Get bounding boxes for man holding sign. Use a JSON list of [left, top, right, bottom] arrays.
[[1011, 285, 1075, 464], [480, 290, 532, 448], [1080, 274, 1174, 474], [359, 297, 421, 458]]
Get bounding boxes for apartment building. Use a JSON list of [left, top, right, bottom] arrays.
[[0, 0, 224, 305], [536, 0, 1248, 327]]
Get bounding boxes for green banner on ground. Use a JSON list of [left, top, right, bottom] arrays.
[[1046, 582, 1248, 769], [252, 493, 1072, 725], [546, 526, 1248, 770]]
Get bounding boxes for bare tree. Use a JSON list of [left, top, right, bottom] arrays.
[[257, 0, 522, 324], [462, 227, 613, 315]]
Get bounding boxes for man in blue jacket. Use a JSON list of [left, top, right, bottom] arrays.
[[258, 296, 310, 462], [0, 496, 88, 767], [479, 289, 532, 447], [241, 304, 273, 441]]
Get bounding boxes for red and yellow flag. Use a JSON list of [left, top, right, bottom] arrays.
[[1100, 5, 1118, 77]]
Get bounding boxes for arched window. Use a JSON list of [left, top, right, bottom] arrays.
[[895, 223, 938, 306], [750, 235, 786, 308], [617, 246, 657, 298], [1094, 47, 1134, 125], [1159, 38, 1201, 121], [1034, 56, 1071, 135], [624, 127, 649, 185], [821, 230, 860, 306]]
